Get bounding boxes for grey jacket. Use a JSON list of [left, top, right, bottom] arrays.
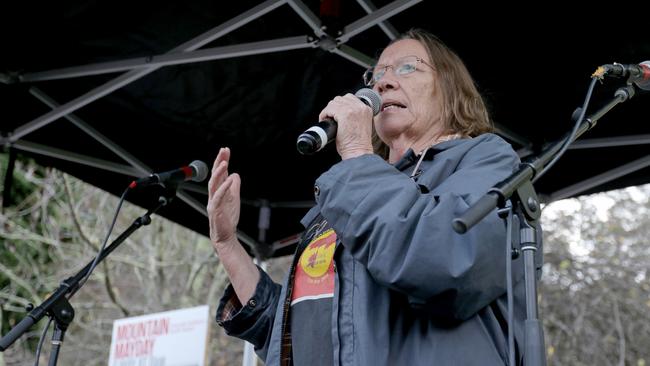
[[217, 133, 537, 365]]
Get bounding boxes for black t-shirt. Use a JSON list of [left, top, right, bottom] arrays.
[[290, 220, 336, 366]]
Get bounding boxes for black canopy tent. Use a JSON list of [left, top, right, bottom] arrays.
[[1, 0, 649, 259]]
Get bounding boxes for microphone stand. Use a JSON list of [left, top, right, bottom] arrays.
[[452, 84, 637, 366], [0, 186, 178, 365]]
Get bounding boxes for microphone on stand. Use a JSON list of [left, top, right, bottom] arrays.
[[597, 61, 650, 90], [296, 88, 382, 155], [130, 160, 208, 189]]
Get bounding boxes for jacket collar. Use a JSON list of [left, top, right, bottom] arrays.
[[393, 136, 470, 171]]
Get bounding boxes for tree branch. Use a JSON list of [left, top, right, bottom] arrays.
[[612, 296, 626, 366], [0, 261, 41, 303], [101, 261, 129, 317], [61, 172, 100, 251]]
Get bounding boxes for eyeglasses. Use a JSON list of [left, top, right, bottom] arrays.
[[363, 55, 435, 87]]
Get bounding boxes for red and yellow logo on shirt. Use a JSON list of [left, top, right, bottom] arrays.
[[291, 229, 336, 305]]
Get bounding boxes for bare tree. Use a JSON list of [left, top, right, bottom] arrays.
[[1, 159, 292, 365], [541, 185, 650, 366]]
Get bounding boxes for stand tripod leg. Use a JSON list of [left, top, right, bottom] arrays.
[[48, 323, 66, 366], [518, 205, 546, 366], [46, 295, 74, 366]]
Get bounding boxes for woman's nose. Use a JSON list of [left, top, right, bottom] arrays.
[[375, 74, 398, 93]]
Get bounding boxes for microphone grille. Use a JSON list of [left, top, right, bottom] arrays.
[[355, 88, 382, 116], [639, 61, 650, 91], [189, 160, 209, 182]]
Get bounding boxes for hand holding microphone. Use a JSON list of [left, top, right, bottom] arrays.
[[297, 88, 382, 155]]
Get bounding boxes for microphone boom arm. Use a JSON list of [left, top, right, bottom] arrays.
[[0, 191, 174, 353], [453, 83, 636, 366], [453, 84, 636, 233]]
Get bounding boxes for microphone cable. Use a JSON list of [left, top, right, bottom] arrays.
[[32, 186, 130, 366], [532, 76, 598, 183], [76, 186, 131, 293], [505, 204, 515, 366], [33, 318, 52, 366]]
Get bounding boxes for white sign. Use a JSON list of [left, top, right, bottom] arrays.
[[107, 305, 210, 366]]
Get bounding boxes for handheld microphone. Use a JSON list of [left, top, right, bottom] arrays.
[[296, 88, 382, 155], [599, 61, 650, 91], [130, 160, 209, 188]]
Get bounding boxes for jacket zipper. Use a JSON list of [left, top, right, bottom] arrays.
[[279, 216, 326, 366], [279, 256, 298, 366]]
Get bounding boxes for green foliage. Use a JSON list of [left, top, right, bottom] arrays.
[[0, 152, 44, 206], [0, 153, 60, 353]]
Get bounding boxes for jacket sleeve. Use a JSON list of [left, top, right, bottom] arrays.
[[216, 266, 281, 360], [314, 136, 520, 320]]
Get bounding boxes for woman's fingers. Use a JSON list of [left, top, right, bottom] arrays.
[[229, 173, 241, 200], [208, 147, 231, 196], [206, 147, 241, 244], [208, 161, 228, 196], [209, 173, 234, 209]]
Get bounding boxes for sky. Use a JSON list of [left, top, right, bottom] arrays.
[[541, 183, 649, 257]]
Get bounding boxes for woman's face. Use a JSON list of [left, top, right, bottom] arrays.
[[372, 39, 444, 147]]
